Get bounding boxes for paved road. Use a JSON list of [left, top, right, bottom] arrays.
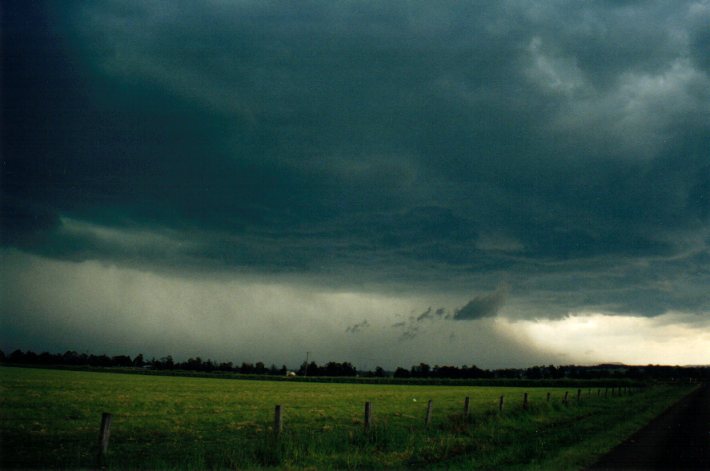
[[589, 384, 710, 470]]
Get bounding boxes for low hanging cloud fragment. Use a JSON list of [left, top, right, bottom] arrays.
[[416, 307, 450, 321], [392, 306, 450, 340], [345, 319, 370, 334], [399, 324, 420, 341], [416, 307, 433, 321], [453, 286, 508, 321]]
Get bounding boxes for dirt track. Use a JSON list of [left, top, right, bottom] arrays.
[[588, 383, 710, 470]]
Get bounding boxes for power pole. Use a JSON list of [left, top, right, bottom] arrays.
[[304, 351, 310, 377]]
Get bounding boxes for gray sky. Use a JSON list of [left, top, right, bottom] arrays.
[[2, 0, 709, 368]]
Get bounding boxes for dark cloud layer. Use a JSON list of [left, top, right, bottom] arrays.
[[2, 0, 710, 323]]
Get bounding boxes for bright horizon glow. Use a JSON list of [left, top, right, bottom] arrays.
[[512, 312, 710, 366]]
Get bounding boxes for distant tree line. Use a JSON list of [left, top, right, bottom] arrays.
[[393, 363, 493, 379], [0, 349, 285, 376], [1, 349, 708, 381], [0, 349, 363, 377], [395, 362, 710, 381], [298, 361, 361, 377]]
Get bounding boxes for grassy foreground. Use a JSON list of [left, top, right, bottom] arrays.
[[0, 366, 693, 469]]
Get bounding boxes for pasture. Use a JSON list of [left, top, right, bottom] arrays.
[[0, 366, 693, 469]]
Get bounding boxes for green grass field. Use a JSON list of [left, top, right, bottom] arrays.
[[0, 366, 693, 469]]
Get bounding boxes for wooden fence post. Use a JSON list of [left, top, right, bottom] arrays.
[[523, 392, 529, 410], [464, 396, 470, 418], [498, 395, 504, 412], [425, 400, 433, 427], [97, 412, 112, 466], [364, 401, 372, 432], [546, 392, 551, 403], [274, 405, 283, 437], [563, 391, 569, 405]]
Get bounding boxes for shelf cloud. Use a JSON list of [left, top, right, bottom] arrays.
[[2, 0, 709, 367]]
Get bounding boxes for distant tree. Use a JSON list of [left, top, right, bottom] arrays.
[[218, 361, 234, 372], [112, 355, 133, 367], [310, 361, 320, 376], [90, 354, 112, 367], [183, 357, 200, 370], [38, 352, 59, 365], [393, 367, 410, 378], [9, 349, 25, 363], [495, 368, 522, 379], [330, 361, 356, 376], [62, 351, 80, 365], [24, 350, 38, 364], [411, 363, 431, 378], [324, 362, 340, 376], [545, 365, 562, 379], [526, 366, 542, 379], [158, 355, 174, 370], [345, 362, 357, 376], [298, 361, 320, 376], [374, 366, 386, 377], [462, 365, 490, 379], [133, 354, 145, 368]]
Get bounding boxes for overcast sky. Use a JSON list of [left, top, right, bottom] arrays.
[[2, 0, 709, 369]]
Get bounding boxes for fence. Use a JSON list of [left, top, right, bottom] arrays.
[[95, 386, 641, 466]]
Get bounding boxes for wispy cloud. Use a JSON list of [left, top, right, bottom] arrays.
[[345, 319, 370, 334]]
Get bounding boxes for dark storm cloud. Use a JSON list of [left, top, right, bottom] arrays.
[[0, 199, 60, 247], [454, 287, 508, 321], [2, 0, 709, 319]]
